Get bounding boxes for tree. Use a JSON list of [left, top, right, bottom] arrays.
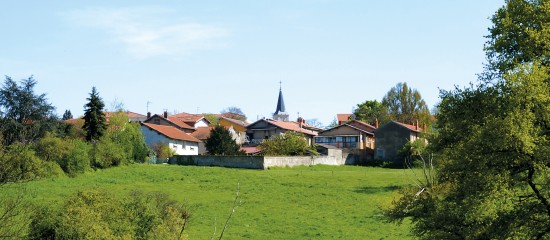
[[204, 125, 244, 155], [382, 82, 431, 128], [0, 76, 56, 145], [82, 87, 107, 142], [62, 110, 73, 120], [353, 100, 389, 125], [305, 119, 324, 129], [388, 63, 550, 239], [221, 106, 247, 121], [259, 131, 318, 156], [485, 0, 550, 74], [203, 113, 220, 126], [387, 0, 550, 235]]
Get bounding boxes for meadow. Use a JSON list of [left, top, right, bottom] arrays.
[[2, 164, 413, 239]]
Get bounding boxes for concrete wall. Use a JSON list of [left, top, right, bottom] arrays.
[[170, 152, 352, 169]]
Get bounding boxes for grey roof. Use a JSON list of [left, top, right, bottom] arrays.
[[274, 88, 286, 114]]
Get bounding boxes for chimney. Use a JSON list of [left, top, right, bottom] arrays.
[[163, 111, 168, 118], [147, 112, 151, 119], [375, 118, 379, 128], [297, 117, 305, 128], [415, 120, 419, 131]]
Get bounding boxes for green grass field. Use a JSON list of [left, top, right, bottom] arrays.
[[2, 164, 413, 239]]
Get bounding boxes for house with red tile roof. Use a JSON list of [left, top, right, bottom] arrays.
[[144, 112, 195, 133], [315, 119, 377, 161], [141, 122, 200, 156], [374, 120, 424, 162], [245, 118, 319, 145], [170, 112, 210, 128]]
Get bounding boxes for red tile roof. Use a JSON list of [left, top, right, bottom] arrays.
[[345, 120, 377, 133], [394, 121, 422, 133], [241, 146, 262, 155], [268, 119, 318, 136], [170, 112, 207, 124], [166, 116, 195, 130], [337, 114, 352, 123], [191, 127, 214, 140], [141, 123, 201, 142]]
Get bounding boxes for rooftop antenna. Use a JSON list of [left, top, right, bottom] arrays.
[[196, 107, 200, 114], [146, 101, 151, 113]]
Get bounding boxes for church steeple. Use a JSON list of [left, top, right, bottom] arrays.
[[273, 81, 289, 121]]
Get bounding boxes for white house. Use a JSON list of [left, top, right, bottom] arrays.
[[141, 122, 201, 155]]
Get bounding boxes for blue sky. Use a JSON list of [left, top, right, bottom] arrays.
[[1, 1, 503, 126]]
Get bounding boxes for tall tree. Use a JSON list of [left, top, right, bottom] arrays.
[[62, 110, 73, 120], [221, 106, 247, 121], [0, 76, 56, 145], [382, 82, 431, 128], [82, 87, 107, 142], [353, 100, 389, 126], [485, 0, 550, 74], [204, 125, 244, 155], [387, 1, 550, 238]]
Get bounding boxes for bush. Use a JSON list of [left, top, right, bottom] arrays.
[[63, 139, 92, 177], [93, 137, 128, 169], [0, 143, 56, 183], [260, 131, 318, 156], [28, 188, 190, 240]]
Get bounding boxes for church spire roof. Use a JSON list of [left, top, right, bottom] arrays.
[[275, 82, 286, 114]]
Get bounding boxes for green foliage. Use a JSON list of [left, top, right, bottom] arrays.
[[105, 112, 149, 163], [260, 131, 318, 156], [203, 113, 219, 126], [353, 100, 390, 125], [82, 87, 107, 142], [485, 0, 550, 74], [0, 76, 57, 146], [382, 82, 432, 129], [152, 143, 176, 159], [63, 139, 92, 177], [93, 136, 128, 169], [0, 143, 62, 183], [28, 188, 189, 240], [205, 125, 244, 155], [388, 64, 550, 239]]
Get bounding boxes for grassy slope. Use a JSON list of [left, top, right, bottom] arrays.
[[3, 165, 413, 239]]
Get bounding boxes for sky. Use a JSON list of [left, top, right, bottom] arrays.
[[1, 1, 504, 126]]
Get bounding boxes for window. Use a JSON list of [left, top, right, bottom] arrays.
[[376, 148, 384, 159]]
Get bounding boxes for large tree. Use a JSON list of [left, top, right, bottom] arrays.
[[387, 1, 550, 239], [82, 87, 107, 142], [204, 125, 244, 155], [62, 110, 73, 120], [353, 100, 389, 126], [0, 76, 56, 145], [485, 0, 550, 74], [381, 82, 431, 127]]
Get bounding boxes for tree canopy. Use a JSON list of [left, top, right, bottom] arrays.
[[0, 76, 56, 145], [485, 0, 550, 74], [204, 125, 244, 155], [353, 100, 389, 126], [62, 110, 73, 120], [387, 1, 550, 239], [82, 87, 107, 142], [382, 82, 431, 127]]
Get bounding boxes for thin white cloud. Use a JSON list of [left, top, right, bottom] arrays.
[[64, 7, 229, 59]]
